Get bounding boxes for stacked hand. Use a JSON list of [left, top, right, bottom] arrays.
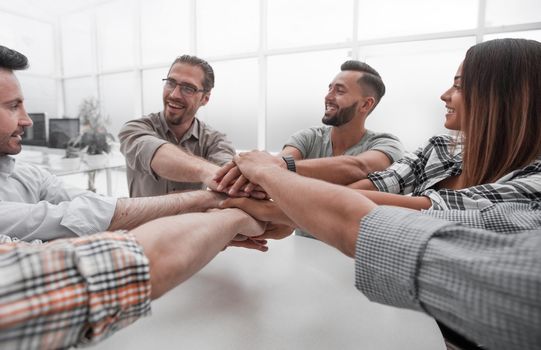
[[214, 151, 286, 198], [220, 197, 295, 251], [212, 151, 297, 252]]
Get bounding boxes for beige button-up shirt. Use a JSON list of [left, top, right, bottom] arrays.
[[119, 112, 235, 197]]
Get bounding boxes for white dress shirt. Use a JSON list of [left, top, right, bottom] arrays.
[[0, 156, 117, 241]]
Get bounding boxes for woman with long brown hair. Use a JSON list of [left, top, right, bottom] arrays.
[[349, 38, 541, 210]]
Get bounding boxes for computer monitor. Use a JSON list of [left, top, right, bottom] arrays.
[[21, 113, 48, 146], [48, 118, 80, 149]]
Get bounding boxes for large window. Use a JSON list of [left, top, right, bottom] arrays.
[[266, 49, 350, 151], [357, 0, 478, 40], [141, 0, 192, 65], [267, 0, 353, 50], [199, 58, 259, 151], [197, 0, 259, 57], [54, 0, 541, 152], [0, 12, 57, 117], [485, 0, 541, 26], [359, 37, 476, 150]]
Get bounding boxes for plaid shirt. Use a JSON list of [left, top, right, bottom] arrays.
[[356, 201, 541, 350], [0, 232, 151, 349], [367, 134, 541, 210]]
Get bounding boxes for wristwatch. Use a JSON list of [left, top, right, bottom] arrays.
[[282, 155, 296, 172]]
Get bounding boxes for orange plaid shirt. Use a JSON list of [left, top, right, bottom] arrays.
[[0, 232, 151, 349]]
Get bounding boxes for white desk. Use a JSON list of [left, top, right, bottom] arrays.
[[17, 146, 125, 196], [92, 236, 445, 350]]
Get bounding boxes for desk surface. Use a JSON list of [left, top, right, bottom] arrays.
[[18, 146, 125, 176], [92, 236, 445, 350]]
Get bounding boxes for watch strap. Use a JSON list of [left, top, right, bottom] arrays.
[[282, 155, 296, 172]]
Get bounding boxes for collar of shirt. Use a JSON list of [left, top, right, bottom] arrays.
[[0, 156, 15, 175], [158, 111, 201, 145], [323, 126, 373, 156]]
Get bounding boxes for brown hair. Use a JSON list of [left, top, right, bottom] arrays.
[[460, 38, 541, 187], [169, 54, 214, 92]]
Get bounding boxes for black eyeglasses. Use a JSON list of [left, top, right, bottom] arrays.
[[162, 78, 206, 96]]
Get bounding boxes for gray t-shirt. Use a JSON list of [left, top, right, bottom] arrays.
[[284, 126, 404, 163], [284, 125, 404, 238]]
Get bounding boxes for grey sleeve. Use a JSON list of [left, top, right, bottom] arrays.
[[355, 206, 541, 350], [283, 128, 318, 159], [119, 120, 168, 178], [366, 133, 405, 163]]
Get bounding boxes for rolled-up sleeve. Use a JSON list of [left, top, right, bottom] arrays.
[[283, 127, 319, 159], [355, 205, 541, 350], [366, 133, 405, 163], [0, 232, 151, 348], [367, 154, 419, 195], [355, 206, 450, 309], [119, 120, 168, 180], [422, 172, 541, 210]]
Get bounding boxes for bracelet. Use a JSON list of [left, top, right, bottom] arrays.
[[282, 155, 296, 172]]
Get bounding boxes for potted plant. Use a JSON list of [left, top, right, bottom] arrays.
[[67, 97, 115, 191], [68, 98, 115, 162]]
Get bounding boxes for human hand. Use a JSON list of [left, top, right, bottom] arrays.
[[225, 236, 269, 252], [224, 221, 294, 252], [230, 151, 285, 185], [220, 197, 295, 227], [256, 222, 294, 240], [214, 161, 268, 198], [233, 208, 267, 238]]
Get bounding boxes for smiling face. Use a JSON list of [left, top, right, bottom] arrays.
[[162, 63, 210, 127], [322, 70, 367, 127], [440, 63, 464, 131], [0, 69, 32, 156]]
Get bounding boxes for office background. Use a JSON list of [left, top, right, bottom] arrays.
[[1, 0, 540, 155]]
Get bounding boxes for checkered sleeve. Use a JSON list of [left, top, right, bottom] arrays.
[[422, 201, 541, 232], [423, 163, 541, 210], [0, 232, 151, 349], [355, 205, 541, 349], [367, 150, 423, 194], [368, 135, 461, 195]]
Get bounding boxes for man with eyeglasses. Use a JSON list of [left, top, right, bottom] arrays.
[[119, 55, 236, 198], [0, 45, 278, 348]]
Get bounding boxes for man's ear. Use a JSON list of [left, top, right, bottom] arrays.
[[201, 92, 210, 106], [360, 96, 375, 113]]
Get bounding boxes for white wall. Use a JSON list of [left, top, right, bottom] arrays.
[[3, 0, 541, 152]]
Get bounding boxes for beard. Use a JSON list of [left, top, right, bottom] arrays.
[[322, 101, 358, 126], [164, 99, 192, 126]]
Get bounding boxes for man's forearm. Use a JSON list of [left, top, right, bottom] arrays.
[[108, 190, 222, 231], [131, 208, 259, 299], [151, 143, 219, 186], [348, 178, 377, 190], [357, 190, 432, 210], [255, 168, 377, 257], [295, 156, 371, 184]]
